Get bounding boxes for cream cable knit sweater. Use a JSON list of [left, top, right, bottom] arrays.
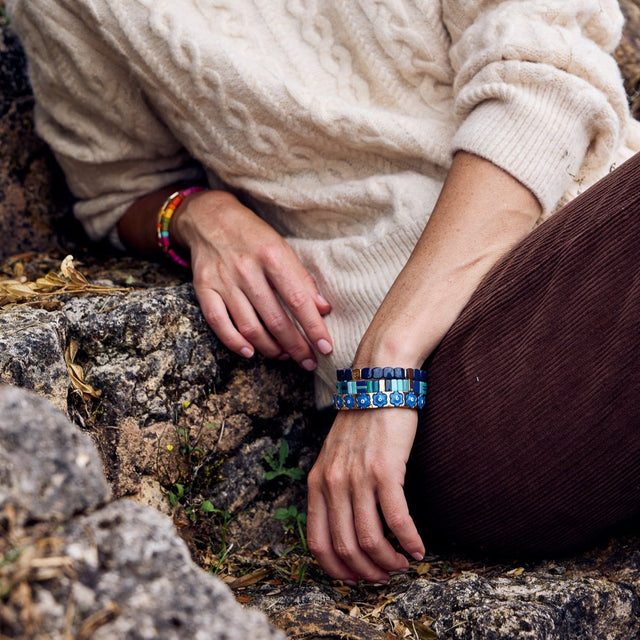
[[8, 0, 640, 407]]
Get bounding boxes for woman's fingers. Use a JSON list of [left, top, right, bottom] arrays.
[[195, 285, 283, 358], [323, 481, 392, 583], [377, 482, 425, 562], [242, 273, 326, 369], [352, 486, 410, 572], [176, 189, 333, 367], [308, 467, 408, 582], [306, 483, 359, 584], [308, 410, 421, 582], [196, 274, 327, 368], [263, 250, 333, 358]]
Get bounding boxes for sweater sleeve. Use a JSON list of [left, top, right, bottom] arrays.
[[7, 0, 202, 245], [442, 0, 629, 214]]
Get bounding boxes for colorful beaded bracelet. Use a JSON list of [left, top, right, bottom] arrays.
[[334, 367, 428, 411], [337, 367, 427, 382], [334, 390, 427, 411], [156, 186, 206, 268], [336, 378, 427, 396]]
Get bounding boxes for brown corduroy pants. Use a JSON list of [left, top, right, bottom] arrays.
[[407, 152, 640, 557]]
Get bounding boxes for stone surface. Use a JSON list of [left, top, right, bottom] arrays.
[[0, 17, 81, 261], [0, 283, 319, 551], [0, 308, 69, 412], [57, 501, 284, 640], [0, 386, 110, 526], [247, 540, 640, 639], [63, 284, 229, 426], [387, 573, 640, 639], [0, 385, 285, 640]]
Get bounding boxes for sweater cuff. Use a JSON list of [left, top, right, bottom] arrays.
[[451, 82, 608, 214]]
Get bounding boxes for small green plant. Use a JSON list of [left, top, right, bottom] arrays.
[[159, 417, 236, 573], [273, 505, 309, 584], [274, 505, 308, 553], [201, 502, 234, 574], [264, 440, 303, 481], [175, 425, 205, 457]]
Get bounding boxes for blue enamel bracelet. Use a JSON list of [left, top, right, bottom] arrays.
[[334, 367, 427, 411]]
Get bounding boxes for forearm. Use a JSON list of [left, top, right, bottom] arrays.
[[354, 151, 542, 368]]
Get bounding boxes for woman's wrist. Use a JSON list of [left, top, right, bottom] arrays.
[[170, 189, 242, 251], [353, 272, 474, 369], [156, 187, 207, 267]]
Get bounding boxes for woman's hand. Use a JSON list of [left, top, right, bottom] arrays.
[[307, 408, 425, 584], [118, 187, 333, 370], [307, 152, 542, 582], [171, 190, 333, 369]]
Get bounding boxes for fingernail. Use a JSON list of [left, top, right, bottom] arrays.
[[278, 353, 291, 361], [317, 294, 330, 306], [373, 579, 389, 586], [240, 347, 254, 358], [316, 339, 333, 355], [412, 552, 425, 561], [344, 580, 358, 587], [301, 358, 317, 372]]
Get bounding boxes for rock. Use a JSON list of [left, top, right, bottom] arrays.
[[618, 0, 640, 119], [58, 501, 284, 640], [0, 385, 109, 526], [62, 284, 229, 426], [0, 17, 80, 260], [0, 281, 319, 550], [0, 308, 69, 412], [246, 541, 640, 640], [0, 385, 285, 640], [387, 572, 640, 640]]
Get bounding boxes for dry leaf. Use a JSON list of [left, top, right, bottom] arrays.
[[228, 568, 270, 590], [505, 567, 525, 577], [60, 255, 89, 285], [409, 620, 439, 640], [64, 340, 101, 401], [391, 620, 412, 638], [394, 619, 438, 640], [369, 597, 395, 619], [77, 601, 119, 639], [0, 255, 128, 310]]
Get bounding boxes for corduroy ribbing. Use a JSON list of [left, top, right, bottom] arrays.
[[407, 152, 640, 556]]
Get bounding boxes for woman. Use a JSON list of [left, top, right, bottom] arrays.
[[8, 0, 640, 584]]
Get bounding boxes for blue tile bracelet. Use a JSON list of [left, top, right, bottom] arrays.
[[334, 367, 427, 411]]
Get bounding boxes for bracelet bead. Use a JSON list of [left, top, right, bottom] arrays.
[[333, 390, 427, 411], [156, 186, 206, 268], [334, 366, 428, 411], [336, 367, 426, 382]]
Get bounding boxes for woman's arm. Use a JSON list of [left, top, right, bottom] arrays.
[[307, 151, 541, 584], [355, 151, 541, 368], [118, 188, 333, 370]]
